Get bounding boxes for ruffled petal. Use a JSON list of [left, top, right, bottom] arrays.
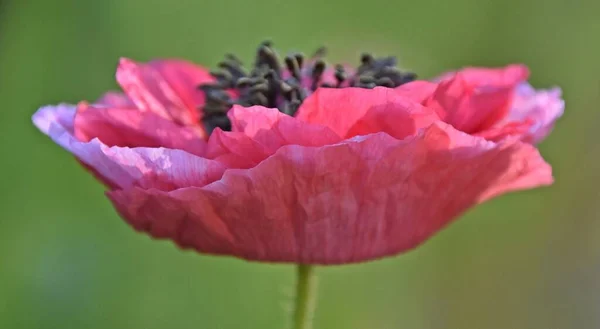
[[295, 87, 439, 139], [205, 129, 270, 168], [474, 120, 533, 142], [478, 83, 564, 143], [33, 104, 225, 191], [228, 105, 342, 152], [116, 58, 213, 135], [74, 103, 206, 156], [204, 105, 342, 168], [107, 122, 552, 264], [426, 64, 529, 134]]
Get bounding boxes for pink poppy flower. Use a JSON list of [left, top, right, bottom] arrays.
[[32, 42, 562, 264]]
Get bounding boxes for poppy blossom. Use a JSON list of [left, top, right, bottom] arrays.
[[32, 42, 562, 264]]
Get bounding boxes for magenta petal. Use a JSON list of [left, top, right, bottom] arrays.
[[439, 64, 530, 86], [149, 59, 214, 116], [107, 122, 552, 264], [427, 64, 530, 134], [295, 87, 439, 139], [33, 105, 226, 191], [74, 103, 206, 156], [116, 58, 213, 135]]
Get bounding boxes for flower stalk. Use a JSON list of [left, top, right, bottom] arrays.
[[292, 265, 318, 329]]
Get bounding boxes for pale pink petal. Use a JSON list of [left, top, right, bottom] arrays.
[[33, 103, 76, 134], [74, 103, 206, 156], [96, 91, 135, 108], [116, 58, 213, 135], [107, 121, 552, 264], [481, 83, 564, 143], [33, 104, 226, 191], [295, 87, 439, 139]]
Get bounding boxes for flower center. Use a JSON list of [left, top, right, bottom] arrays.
[[199, 41, 417, 134]]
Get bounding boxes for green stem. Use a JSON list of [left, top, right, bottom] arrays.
[[292, 264, 318, 329]]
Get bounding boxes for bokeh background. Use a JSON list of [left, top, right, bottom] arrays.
[[1, 0, 599, 328]]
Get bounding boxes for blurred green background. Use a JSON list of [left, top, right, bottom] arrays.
[[1, 0, 599, 328]]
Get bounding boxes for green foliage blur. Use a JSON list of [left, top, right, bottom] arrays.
[[1, 0, 599, 328]]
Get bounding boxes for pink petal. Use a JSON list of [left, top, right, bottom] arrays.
[[33, 104, 226, 191], [205, 129, 270, 168], [439, 64, 530, 86], [426, 64, 529, 134], [204, 106, 341, 168], [474, 120, 533, 142], [295, 87, 439, 139], [116, 58, 213, 136], [107, 121, 552, 264], [480, 83, 564, 143], [228, 105, 342, 152], [96, 91, 135, 108], [228, 105, 288, 135], [394, 80, 437, 103], [74, 102, 206, 156]]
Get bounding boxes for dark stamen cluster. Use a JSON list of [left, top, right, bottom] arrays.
[[199, 41, 417, 134], [352, 54, 417, 88]]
